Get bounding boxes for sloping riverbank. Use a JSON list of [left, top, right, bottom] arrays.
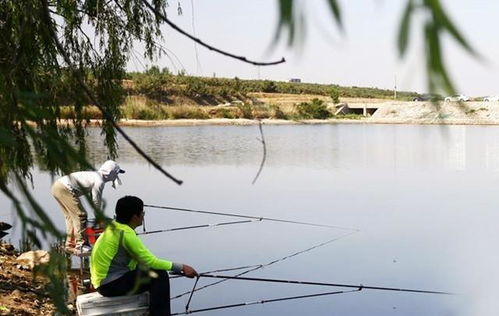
[[50, 100, 499, 127], [0, 242, 55, 315], [116, 101, 499, 126]]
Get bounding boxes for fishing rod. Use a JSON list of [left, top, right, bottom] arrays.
[[138, 219, 262, 235], [145, 204, 359, 231], [172, 286, 361, 315], [171, 231, 358, 299], [198, 274, 455, 295], [171, 274, 452, 315]]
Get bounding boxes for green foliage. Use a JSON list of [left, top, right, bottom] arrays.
[[295, 98, 332, 119], [262, 80, 278, 93], [122, 98, 169, 120], [134, 72, 171, 96], [0, 0, 174, 311], [125, 72, 417, 100], [237, 104, 254, 119], [169, 106, 209, 119], [211, 107, 238, 119], [271, 105, 287, 119], [330, 86, 340, 103]]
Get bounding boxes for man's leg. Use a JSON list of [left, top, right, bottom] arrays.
[[51, 182, 77, 249], [146, 270, 171, 316], [98, 269, 171, 316]]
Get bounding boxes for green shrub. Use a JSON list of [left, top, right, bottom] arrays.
[[126, 71, 417, 101], [262, 80, 278, 93], [59, 106, 103, 119], [271, 105, 287, 119], [295, 98, 331, 119], [169, 106, 209, 119], [237, 104, 254, 119], [252, 105, 272, 119], [134, 73, 170, 96], [210, 107, 238, 119], [330, 86, 340, 104], [121, 98, 169, 120]]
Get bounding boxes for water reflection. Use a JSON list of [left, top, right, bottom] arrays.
[[82, 124, 499, 173]]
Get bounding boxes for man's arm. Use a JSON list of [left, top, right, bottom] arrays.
[[181, 264, 198, 278], [91, 181, 104, 210], [123, 231, 198, 277]]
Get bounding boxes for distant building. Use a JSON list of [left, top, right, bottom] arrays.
[[289, 78, 301, 83]]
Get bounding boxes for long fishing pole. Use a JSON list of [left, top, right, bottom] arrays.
[[138, 219, 262, 235], [172, 287, 362, 315], [199, 274, 455, 295], [145, 204, 359, 231], [171, 231, 358, 299]]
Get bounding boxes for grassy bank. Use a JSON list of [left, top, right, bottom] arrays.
[[59, 97, 364, 121], [56, 70, 416, 121]]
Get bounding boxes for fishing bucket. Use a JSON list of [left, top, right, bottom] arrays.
[[76, 291, 149, 315]]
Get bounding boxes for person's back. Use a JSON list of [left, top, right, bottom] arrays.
[[57, 171, 104, 203]]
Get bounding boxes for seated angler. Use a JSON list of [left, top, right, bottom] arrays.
[[90, 195, 198, 316]]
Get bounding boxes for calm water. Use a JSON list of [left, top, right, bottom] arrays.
[[3, 123, 499, 315]]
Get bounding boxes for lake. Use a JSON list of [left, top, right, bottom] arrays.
[[2, 123, 499, 315]]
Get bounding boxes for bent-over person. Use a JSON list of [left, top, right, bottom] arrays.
[[51, 160, 125, 255]]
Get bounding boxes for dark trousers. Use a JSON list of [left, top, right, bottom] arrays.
[[97, 269, 171, 316]]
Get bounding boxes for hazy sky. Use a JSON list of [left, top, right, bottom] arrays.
[[128, 0, 499, 96]]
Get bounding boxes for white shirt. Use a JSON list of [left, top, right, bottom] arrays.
[[56, 160, 124, 210], [57, 171, 105, 209]]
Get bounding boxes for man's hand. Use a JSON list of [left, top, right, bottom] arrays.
[[182, 264, 198, 278]]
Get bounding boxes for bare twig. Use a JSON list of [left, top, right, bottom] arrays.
[[252, 120, 266, 185], [141, 0, 286, 66], [40, 0, 183, 185]]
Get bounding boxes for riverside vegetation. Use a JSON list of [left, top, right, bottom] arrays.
[[57, 67, 418, 121]]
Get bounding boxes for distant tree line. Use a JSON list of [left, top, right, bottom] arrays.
[[126, 67, 417, 102]]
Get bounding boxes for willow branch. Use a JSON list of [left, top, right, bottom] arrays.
[[40, 0, 183, 185], [141, 0, 286, 66]]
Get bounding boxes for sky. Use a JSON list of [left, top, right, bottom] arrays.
[[127, 0, 499, 97]]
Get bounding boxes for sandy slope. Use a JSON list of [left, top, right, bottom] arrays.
[[370, 101, 499, 125]]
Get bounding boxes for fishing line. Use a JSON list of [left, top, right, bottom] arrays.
[[172, 288, 362, 315], [138, 219, 261, 235], [199, 274, 455, 295], [171, 231, 358, 299], [145, 204, 359, 231]]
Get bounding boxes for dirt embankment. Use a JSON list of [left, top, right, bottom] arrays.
[[370, 101, 499, 125], [0, 243, 55, 315], [56, 93, 499, 127]]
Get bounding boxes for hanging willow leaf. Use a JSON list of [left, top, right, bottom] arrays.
[[424, 0, 476, 56], [425, 21, 454, 94], [0, 128, 15, 146], [326, 0, 343, 30], [397, 0, 414, 56], [0, 222, 12, 231], [274, 0, 296, 46]]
